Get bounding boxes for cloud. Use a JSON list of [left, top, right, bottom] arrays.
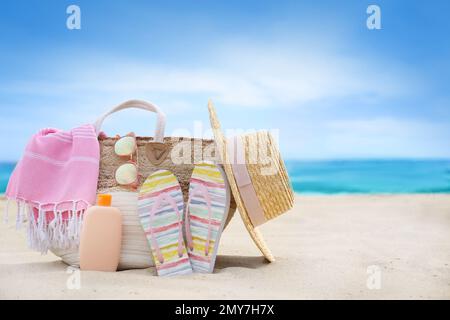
[[325, 117, 450, 158], [0, 41, 421, 110], [276, 115, 450, 159]]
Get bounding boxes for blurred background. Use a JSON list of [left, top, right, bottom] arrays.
[[1, 0, 449, 194]]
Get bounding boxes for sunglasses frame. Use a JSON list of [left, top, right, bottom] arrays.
[[114, 134, 140, 189]]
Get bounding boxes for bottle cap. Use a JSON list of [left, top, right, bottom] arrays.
[[97, 194, 112, 207]]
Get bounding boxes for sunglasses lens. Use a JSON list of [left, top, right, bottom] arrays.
[[115, 163, 138, 185], [115, 136, 136, 156]]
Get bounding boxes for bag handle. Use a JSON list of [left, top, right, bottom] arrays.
[[94, 99, 166, 143]]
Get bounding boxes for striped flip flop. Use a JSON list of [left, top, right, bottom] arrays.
[[138, 170, 193, 276], [185, 162, 230, 273]]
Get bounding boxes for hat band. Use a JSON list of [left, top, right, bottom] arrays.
[[229, 136, 266, 227]]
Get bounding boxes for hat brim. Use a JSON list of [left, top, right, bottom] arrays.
[[208, 100, 275, 262]]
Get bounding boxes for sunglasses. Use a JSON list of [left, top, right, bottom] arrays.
[[114, 134, 139, 188]]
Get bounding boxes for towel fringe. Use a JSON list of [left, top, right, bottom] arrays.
[[10, 199, 88, 254], [16, 202, 23, 230], [3, 199, 10, 224]]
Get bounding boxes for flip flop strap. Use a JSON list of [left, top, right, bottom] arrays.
[[184, 196, 194, 251], [185, 184, 213, 256], [149, 192, 184, 264], [161, 192, 185, 258]]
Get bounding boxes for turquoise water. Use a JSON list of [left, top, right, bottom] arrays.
[[286, 160, 450, 194], [0, 162, 15, 195], [1, 160, 450, 194]]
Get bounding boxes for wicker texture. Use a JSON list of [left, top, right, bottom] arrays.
[[99, 137, 212, 198]]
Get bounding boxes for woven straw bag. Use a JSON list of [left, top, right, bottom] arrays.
[[52, 100, 236, 269]]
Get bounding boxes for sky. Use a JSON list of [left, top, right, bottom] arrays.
[[0, 0, 449, 161]]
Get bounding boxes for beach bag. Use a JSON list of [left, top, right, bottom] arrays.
[[52, 100, 236, 269]]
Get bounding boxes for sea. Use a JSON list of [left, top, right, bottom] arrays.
[[1, 160, 450, 195]]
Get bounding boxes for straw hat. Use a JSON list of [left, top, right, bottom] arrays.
[[208, 101, 295, 262]]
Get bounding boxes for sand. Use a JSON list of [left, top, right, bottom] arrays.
[[0, 195, 449, 300]]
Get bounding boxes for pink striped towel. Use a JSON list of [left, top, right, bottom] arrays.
[[5, 124, 100, 253]]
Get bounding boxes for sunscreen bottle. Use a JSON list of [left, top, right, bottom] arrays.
[[79, 194, 122, 272]]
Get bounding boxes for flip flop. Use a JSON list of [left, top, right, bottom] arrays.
[[185, 162, 230, 273], [138, 170, 193, 276]]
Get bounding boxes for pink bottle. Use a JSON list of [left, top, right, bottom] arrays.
[[79, 194, 122, 272]]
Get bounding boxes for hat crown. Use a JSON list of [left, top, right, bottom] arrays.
[[240, 132, 294, 221]]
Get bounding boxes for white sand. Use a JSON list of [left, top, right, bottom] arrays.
[[0, 195, 449, 300]]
